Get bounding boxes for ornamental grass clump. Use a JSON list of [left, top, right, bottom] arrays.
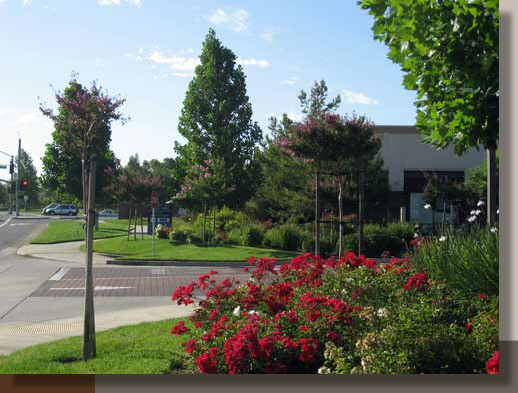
[[171, 251, 498, 374], [410, 226, 498, 296]]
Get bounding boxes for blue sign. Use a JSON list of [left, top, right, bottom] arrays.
[[147, 204, 173, 235]]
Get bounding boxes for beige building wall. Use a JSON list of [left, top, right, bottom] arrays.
[[375, 125, 486, 192]]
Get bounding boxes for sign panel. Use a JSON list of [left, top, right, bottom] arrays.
[[147, 204, 173, 235], [151, 191, 159, 208]]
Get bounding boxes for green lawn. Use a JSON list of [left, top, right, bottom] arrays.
[[85, 235, 297, 261], [31, 220, 129, 244], [0, 318, 192, 374]]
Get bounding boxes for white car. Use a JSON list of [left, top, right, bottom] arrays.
[[98, 209, 118, 217]]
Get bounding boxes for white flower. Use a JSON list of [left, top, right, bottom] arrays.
[[470, 210, 476, 215], [423, 204, 431, 210], [439, 236, 447, 242], [491, 227, 498, 233], [468, 216, 476, 223], [248, 310, 259, 315], [477, 201, 485, 207], [414, 233, 419, 238], [475, 209, 482, 216], [318, 366, 331, 374], [233, 306, 241, 316], [497, 209, 499, 215], [376, 308, 389, 318]]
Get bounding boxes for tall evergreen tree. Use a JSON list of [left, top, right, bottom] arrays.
[[175, 29, 262, 207]]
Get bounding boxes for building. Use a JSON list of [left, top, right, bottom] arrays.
[[375, 125, 486, 223]]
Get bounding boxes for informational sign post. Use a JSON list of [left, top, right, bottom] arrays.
[[151, 191, 158, 257], [24, 194, 28, 211]]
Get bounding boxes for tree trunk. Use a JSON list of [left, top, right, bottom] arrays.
[[338, 180, 343, 257], [358, 168, 365, 257], [83, 156, 97, 361], [127, 206, 132, 241], [202, 204, 207, 247], [315, 171, 320, 256], [487, 147, 497, 227]]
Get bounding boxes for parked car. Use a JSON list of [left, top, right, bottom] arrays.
[[45, 204, 78, 216], [42, 203, 59, 215], [98, 209, 118, 217]]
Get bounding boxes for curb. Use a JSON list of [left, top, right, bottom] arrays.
[[107, 259, 293, 267]]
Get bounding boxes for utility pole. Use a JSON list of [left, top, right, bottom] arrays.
[[358, 167, 365, 257], [487, 147, 497, 227], [9, 158, 14, 214], [315, 171, 320, 256], [16, 138, 21, 217]]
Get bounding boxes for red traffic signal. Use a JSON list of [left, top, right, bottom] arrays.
[[20, 179, 28, 190]]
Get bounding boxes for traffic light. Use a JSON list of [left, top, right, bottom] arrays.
[[20, 179, 28, 191], [9, 159, 14, 174]]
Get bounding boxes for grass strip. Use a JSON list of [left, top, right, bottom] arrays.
[[85, 235, 297, 261], [0, 318, 192, 374], [31, 221, 128, 244]]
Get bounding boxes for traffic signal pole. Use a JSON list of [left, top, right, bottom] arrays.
[[16, 139, 21, 217]]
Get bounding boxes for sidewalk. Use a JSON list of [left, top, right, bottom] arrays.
[[0, 298, 198, 354], [18, 240, 113, 265]]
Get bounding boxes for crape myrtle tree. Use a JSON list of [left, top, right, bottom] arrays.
[[40, 74, 128, 361], [359, 0, 499, 225], [174, 157, 229, 246], [175, 29, 263, 209], [280, 110, 381, 256]]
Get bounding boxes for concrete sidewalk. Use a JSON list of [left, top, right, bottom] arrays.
[[18, 240, 113, 265], [0, 298, 199, 354]]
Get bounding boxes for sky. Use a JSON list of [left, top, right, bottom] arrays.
[[0, 0, 418, 179]]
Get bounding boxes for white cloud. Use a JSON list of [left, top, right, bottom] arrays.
[[172, 72, 194, 78], [148, 51, 201, 72], [23, 0, 32, 6], [208, 8, 249, 32], [267, 112, 303, 122], [236, 57, 270, 68], [280, 77, 297, 85], [97, 0, 141, 7], [341, 89, 379, 105], [260, 28, 274, 42], [15, 111, 51, 127], [286, 112, 303, 122]]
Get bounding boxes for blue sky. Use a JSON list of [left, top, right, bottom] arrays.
[[0, 0, 417, 177]]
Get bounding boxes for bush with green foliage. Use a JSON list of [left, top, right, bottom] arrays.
[[264, 224, 307, 251], [228, 224, 265, 247], [169, 229, 191, 242], [342, 223, 414, 257]]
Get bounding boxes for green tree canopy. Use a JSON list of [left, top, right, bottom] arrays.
[[358, 0, 499, 153], [40, 74, 126, 206], [16, 149, 40, 208], [175, 29, 263, 207]]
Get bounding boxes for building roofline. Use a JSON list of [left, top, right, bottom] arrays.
[[374, 125, 418, 134]]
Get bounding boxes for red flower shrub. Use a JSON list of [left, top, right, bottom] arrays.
[[403, 273, 429, 292], [485, 351, 499, 374], [171, 250, 497, 374], [197, 347, 219, 374], [171, 321, 189, 335]]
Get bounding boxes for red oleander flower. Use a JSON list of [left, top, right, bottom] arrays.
[[479, 293, 488, 300], [171, 321, 189, 335], [485, 351, 499, 374]]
